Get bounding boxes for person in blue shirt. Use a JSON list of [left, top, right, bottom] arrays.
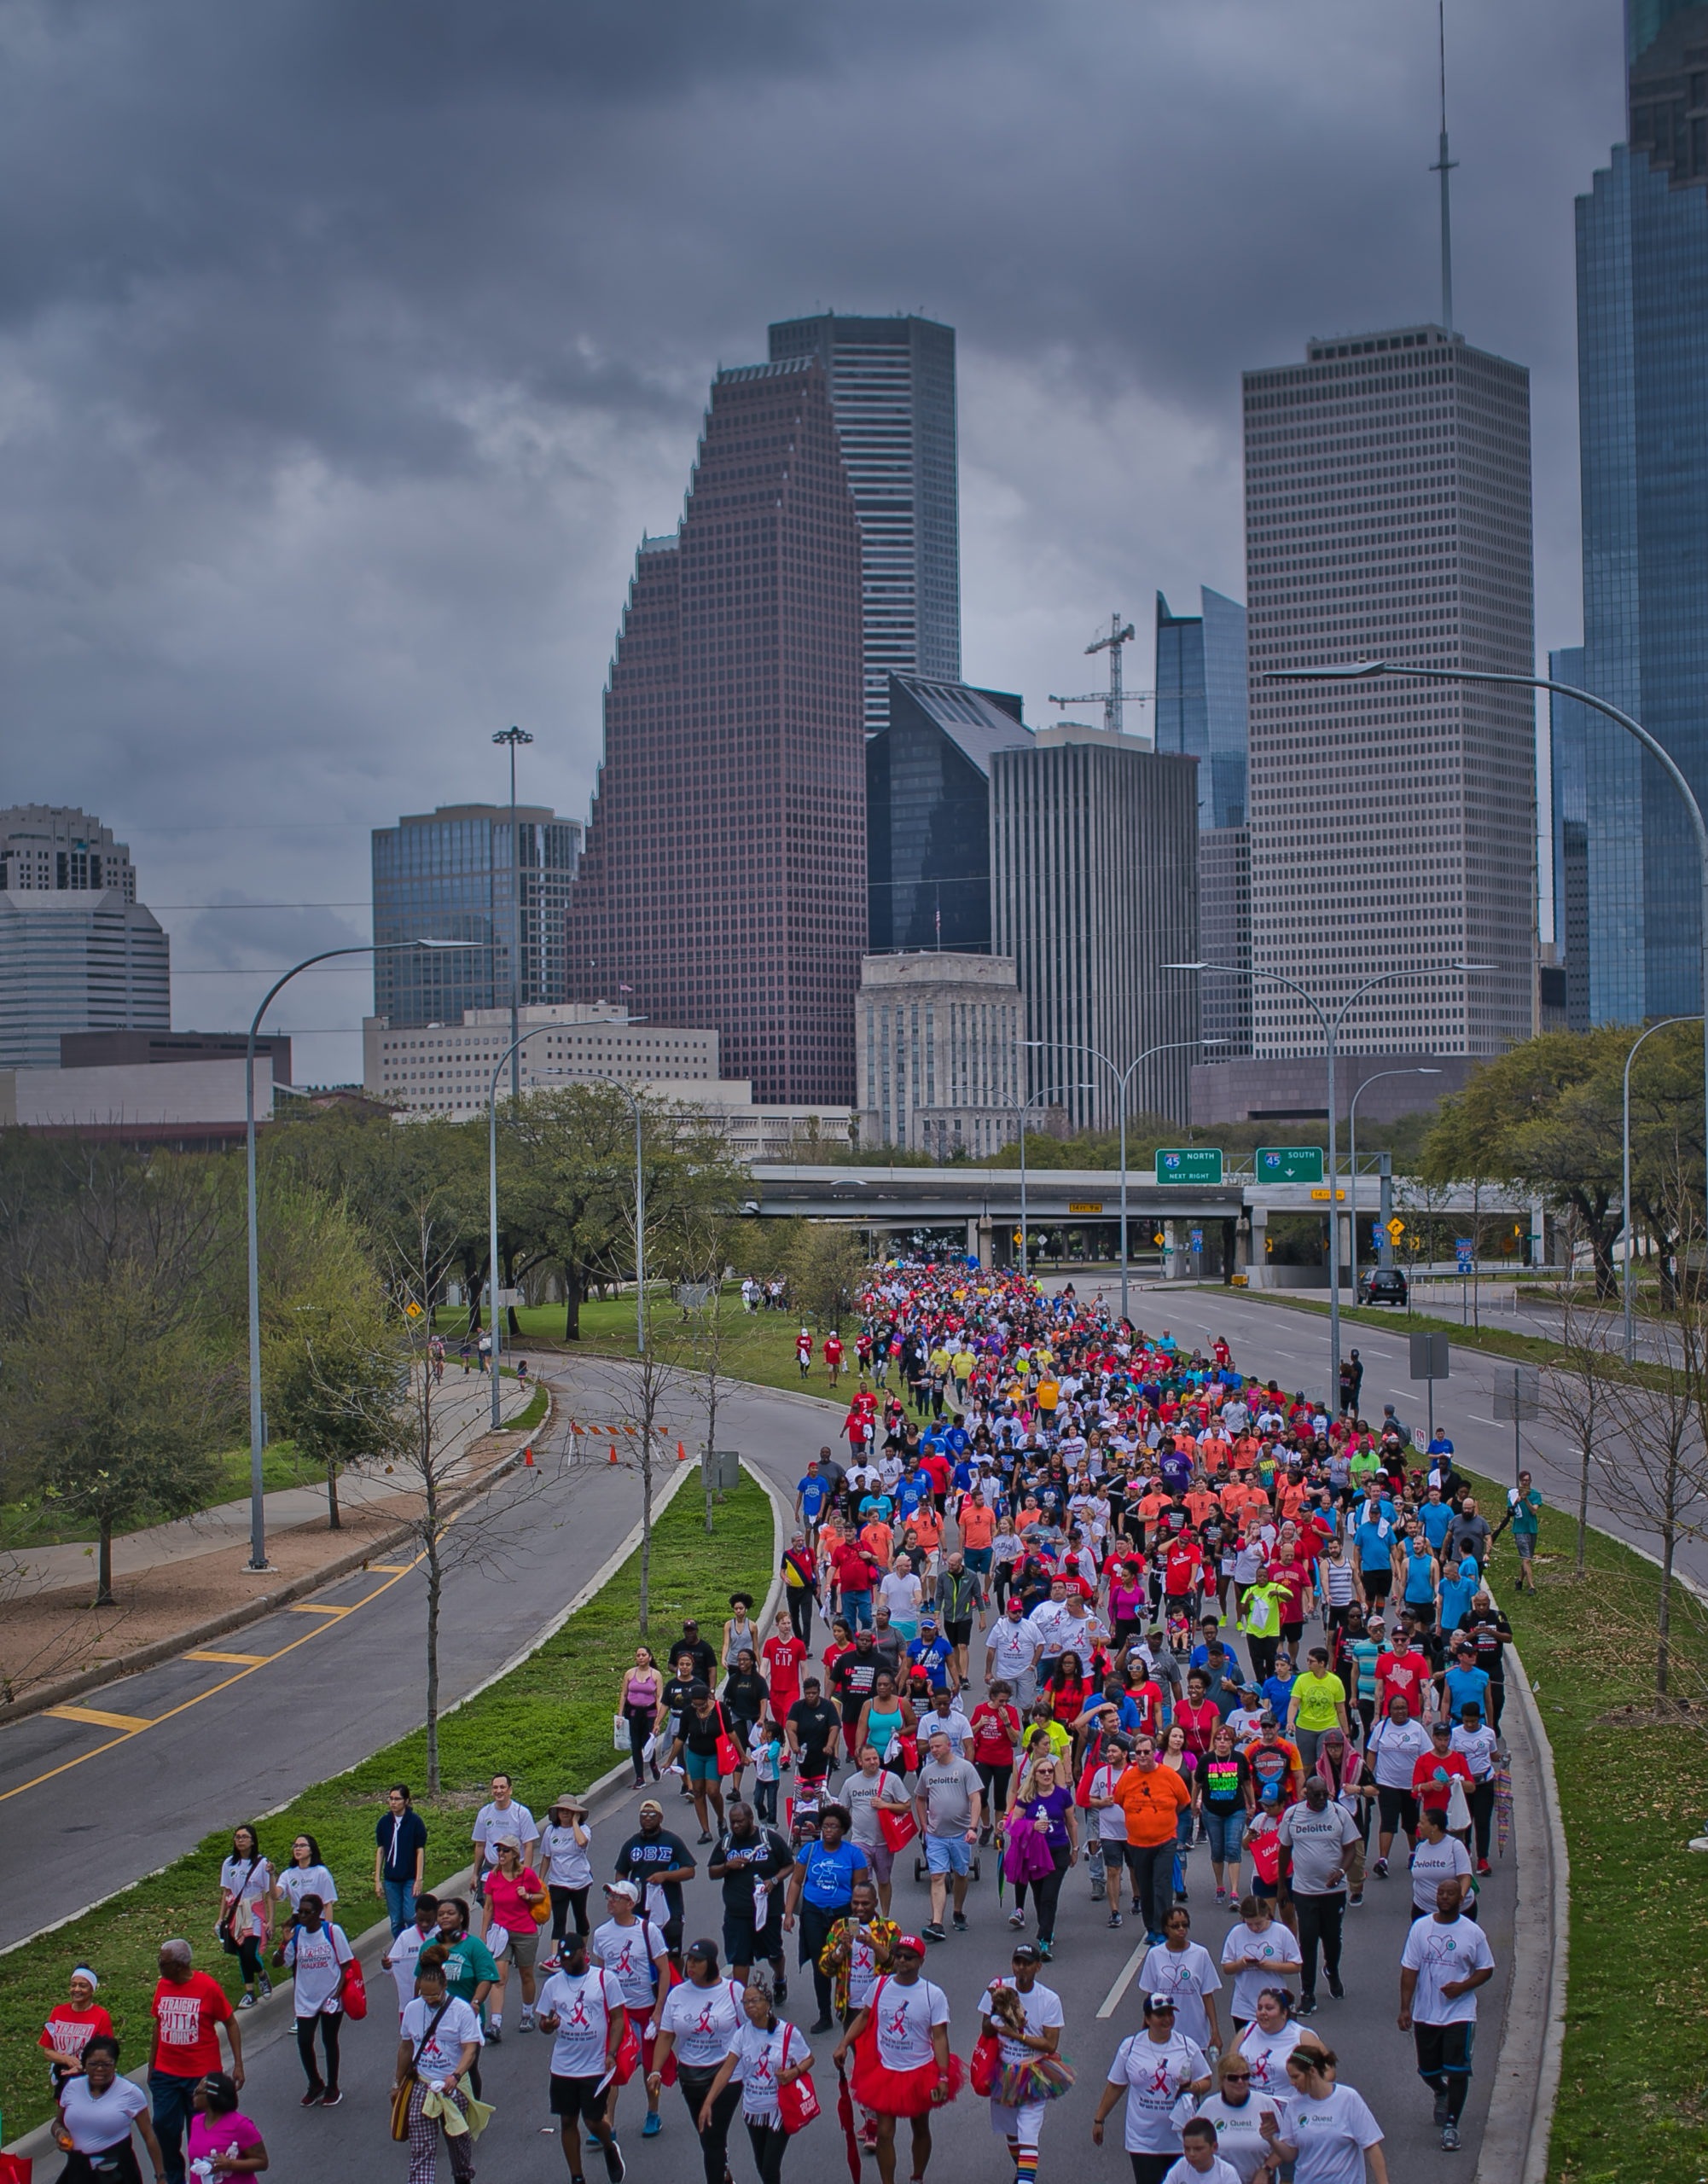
[[906, 1616, 956, 1693], [951, 1459, 979, 1496], [1438, 1556, 1480, 1634], [1401, 1533, 1440, 1623], [896, 1474, 928, 1519], [944, 1421, 970, 1458], [782, 1804, 869, 2033], [1260, 1651, 1297, 1718], [1438, 1643, 1490, 1725], [857, 1491, 894, 1525], [1426, 1431, 1455, 1459], [1418, 1490, 1455, 1554], [1353, 1508, 1399, 1607], [795, 1463, 831, 1534]]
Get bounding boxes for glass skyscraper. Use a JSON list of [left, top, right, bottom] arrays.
[[1154, 587, 1249, 830], [371, 804, 582, 1030], [767, 313, 959, 736], [1574, 9, 1708, 1023]]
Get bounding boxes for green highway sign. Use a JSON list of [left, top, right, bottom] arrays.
[[1155, 1147, 1223, 1185], [1255, 1146, 1325, 1184]]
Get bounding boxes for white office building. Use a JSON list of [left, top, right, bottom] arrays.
[[857, 951, 1025, 1157]]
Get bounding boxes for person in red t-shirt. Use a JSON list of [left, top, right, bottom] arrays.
[[763, 1617, 807, 1724], [150, 1940, 243, 2178], [1410, 1721, 1474, 1819], [1376, 1631, 1434, 1718], [1264, 1552, 1311, 1647], [823, 1332, 845, 1385], [39, 1968, 114, 2092], [1163, 1538, 1204, 1611]]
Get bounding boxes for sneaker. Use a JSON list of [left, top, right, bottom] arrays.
[[922, 1922, 947, 1942], [698, 1832, 714, 1844], [1348, 1895, 1362, 1908], [810, 2016, 834, 2035], [1090, 1885, 1105, 1902], [1477, 1858, 1491, 1875], [1107, 1911, 1123, 1928], [259, 1975, 274, 1998], [236, 1992, 257, 2009], [773, 1977, 788, 2002], [603, 2140, 625, 2183], [1373, 1857, 1389, 1879], [320, 2092, 343, 2110], [487, 2024, 503, 2045], [952, 1913, 968, 1932], [1008, 1910, 1025, 1930], [642, 2114, 662, 2138], [1038, 1943, 1053, 1962], [520, 2010, 536, 2034], [540, 1955, 561, 1974], [1327, 1972, 1345, 1999], [1296, 1995, 1319, 2018], [1213, 1887, 1226, 1904], [1442, 2123, 1461, 2152], [301, 2088, 325, 2107]]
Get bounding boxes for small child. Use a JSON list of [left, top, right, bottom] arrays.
[[749, 1720, 784, 1824]]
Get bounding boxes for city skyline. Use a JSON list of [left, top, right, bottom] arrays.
[[0, 0, 1623, 1083]]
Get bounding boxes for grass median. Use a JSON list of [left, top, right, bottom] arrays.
[[0, 1474, 773, 2135], [512, 1295, 845, 1403], [1457, 1464, 1708, 2183]]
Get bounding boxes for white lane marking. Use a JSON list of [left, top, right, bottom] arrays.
[[1097, 1936, 1153, 2019]]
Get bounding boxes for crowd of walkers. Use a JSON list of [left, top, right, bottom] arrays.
[[39, 1262, 1529, 2184]]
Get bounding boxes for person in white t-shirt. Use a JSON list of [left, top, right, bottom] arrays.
[[283, 1894, 352, 2107], [590, 1882, 670, 2138], [1219, 1902, 1302, 2025], [394, 1950, 484, 2181], [1258, 2047, 1388, 2184], [1192, 2054, 1276, 2184], [1139, 1908, 1223, 2053], [468, 1774, 538, 1929], [536, 1941, 626, 2183], [648, 1939, 748, 2173], [1398, 1882, 1496, 2153], [700, 1982, 816, 2184], [382, 1895, 440, 2023], [51, 2038, 165, 2179], [832, 1937, 956, 2184], [979, 1943, 1065, 2184], [1161, 2117, 1243, 2184], [1091, 1995, 1211, 2184]]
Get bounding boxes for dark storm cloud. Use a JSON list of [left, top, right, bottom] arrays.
[[0, 0, 1624, 1079]]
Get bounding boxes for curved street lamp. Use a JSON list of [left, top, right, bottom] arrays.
[[1345, 1066, 1442, 1302]]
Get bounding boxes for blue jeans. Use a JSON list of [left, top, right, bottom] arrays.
[[150, 2071, 200, 2184], [1200, 1805, 1246, 1868], [383, 1876, 416, 1935], [842, 1588, 873, 1630]]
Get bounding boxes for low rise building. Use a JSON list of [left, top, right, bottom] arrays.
[[857, 950, 1025, 1158]]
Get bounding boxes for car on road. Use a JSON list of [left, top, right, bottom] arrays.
[[1357, 1265, 1409, 1306]]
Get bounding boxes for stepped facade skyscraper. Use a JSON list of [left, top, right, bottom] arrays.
[[566, 357, 865, 1106], [1242, 326, 1535, 1063], [768, 313, 959, 736]]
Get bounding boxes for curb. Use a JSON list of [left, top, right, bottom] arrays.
[[0, 1426, 782, 2162], [0, 1395, 550, 1727], [1468, 1629, 1571, 2184]]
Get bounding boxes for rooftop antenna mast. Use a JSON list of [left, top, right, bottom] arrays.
[[1429, 0, 1456, 334], [1049, 613, 1153, 738]]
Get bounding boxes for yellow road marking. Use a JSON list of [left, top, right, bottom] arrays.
[[0, 1513, 468, 1804], [288, 1603, 351, 1616], [44, 1705, 155, 1732], [183, 1651, 271, 1665]]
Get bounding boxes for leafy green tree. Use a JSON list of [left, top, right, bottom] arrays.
[[779, 1219, 867, 1330]]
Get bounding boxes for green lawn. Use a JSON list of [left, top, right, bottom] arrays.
[[1237, 1289, 1673, 1378], [0, 1441, 319, 1551], [511, 1294, 845, 1403], [0, 1477, 775, 2135], [1459, 1464, 1708, 2183]]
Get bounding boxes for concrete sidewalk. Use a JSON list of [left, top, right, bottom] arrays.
[[3, 1371, 534, 1596]]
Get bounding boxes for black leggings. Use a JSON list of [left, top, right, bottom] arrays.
[[1467, 1779, 1496, 1862], [747, 2117, 791, 2184], [1294, 1891, 1345, 1998], [787, 1592, 814, 1647], [625, 1705, 658, 1784], [976, 1761, 1013, 1819], [799, 1901, 839, 2020], [235, 1932, 263, 1985], [676, 2067, 742, 2184], [1012, 1844, 1071, 1944], [295, 2009, 343, 2094], [549, 1885, 590, 1943]]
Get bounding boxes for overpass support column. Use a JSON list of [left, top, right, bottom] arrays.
[[965, 1217, 979, 1259], [1246, 1206, 1268, 1287]]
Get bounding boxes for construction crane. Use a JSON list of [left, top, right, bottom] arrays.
[[1048, 613, 1155, 739]]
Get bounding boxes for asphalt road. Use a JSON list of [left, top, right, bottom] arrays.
[[216, 1348, 1515, 2184], [0, 1409, 650, 1949]]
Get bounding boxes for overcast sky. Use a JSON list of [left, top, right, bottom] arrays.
[[0, 0, 1625, 1082]]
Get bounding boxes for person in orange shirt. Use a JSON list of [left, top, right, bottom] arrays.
[[1134, 1489, 1170, 1546], [1113, 1739, 1192, 1939], [910, 1504, 944, 1562], [1200, 1433, 1231, 1476], [859, 1517, 894, 1570], [1218, 1478, 1248, 1524], [1276, 1475, 1307, 1524], [1232, 1434, 1262, 1473], [1184, 1485, 1218, 1531]]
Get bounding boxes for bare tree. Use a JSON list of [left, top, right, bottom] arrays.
[[1537, 1284, 1622, 1578]]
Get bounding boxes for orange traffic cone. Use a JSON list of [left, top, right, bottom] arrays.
[[524, 1445, 534, 1467], [677, 1440, 688, 1463], [608, 1446, 619, 1465]]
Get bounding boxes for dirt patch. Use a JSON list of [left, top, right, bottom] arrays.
[[1594, 1696, 1705, 1731]]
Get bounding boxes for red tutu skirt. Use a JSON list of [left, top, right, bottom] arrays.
[[850, 2042, 966, 2118]]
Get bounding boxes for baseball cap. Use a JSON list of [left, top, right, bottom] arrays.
[[637, 1800, 664, 1818], [1011, 1942, 1043, 1964], [605, 1879, 641, 1902], [1143, 1993, 1177, 2014], [893, 1933, 927, 1956]]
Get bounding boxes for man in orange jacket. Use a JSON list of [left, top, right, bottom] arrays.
[[1113, 1739, 1191, 1943]]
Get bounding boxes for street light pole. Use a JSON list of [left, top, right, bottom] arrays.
[[244, 938, 468, 1571], [1621, 1017, 1700, 1362], [1165, 960, 1487, 1404], [1345, 1067, 1442, 1301], [493, 727, 533, 1104], [1005, 1082, 1095, 1279], [1024, 1035, 1225, 1322], [1267, 660, 1708, 1261]]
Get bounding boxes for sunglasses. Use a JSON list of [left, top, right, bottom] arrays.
[[1221, 2071, 1251, 2082]]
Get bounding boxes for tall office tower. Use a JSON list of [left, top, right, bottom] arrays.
[[1155, 590, 1252, 1054], [1574, 13, 1708, 1021], [865, 673, 1031, 954], [371, 804, 582, 1030], [1544, 647, 1593, 1032], [767, 313, 958, 736], [566, 357, 865, 1106], [991, 724, 1200, 1129], [0, 806, 166, 1067], [0, 805, 137, 900], [1243, 326, 1535, 1062]]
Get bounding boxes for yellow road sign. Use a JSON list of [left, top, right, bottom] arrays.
[[405, 1300, 423, 1319], [1386, 1217, 1405, 1240]]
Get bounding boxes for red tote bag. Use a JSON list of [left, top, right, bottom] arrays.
[[878, 1806, 919, 1853], [776, 2026, 822, 2134]]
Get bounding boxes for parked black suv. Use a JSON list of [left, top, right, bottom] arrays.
[[1357, 1266, 1409, 1306]]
